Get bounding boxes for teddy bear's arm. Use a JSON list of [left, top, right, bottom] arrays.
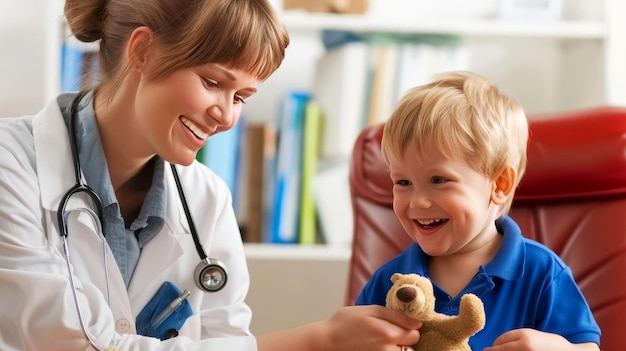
[[434, 294, 486, 341]]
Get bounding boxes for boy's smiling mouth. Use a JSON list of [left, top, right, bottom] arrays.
[[416, 218, 448, 229]]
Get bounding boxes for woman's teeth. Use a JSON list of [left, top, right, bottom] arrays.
[[181, 116, 209, 140]]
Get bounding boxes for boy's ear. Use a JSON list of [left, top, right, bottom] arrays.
[[492, 166, 516, 205], [126, 26, 154, 71]]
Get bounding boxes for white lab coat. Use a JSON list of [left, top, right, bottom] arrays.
[[0, 94, 257, 350]]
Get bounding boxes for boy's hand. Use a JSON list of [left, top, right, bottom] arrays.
[[483, 328, 600, 351]]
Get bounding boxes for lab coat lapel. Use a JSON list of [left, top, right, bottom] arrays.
[[127, 165, 187, 299], [33, 94, 78, 212], [65, 210, 134, 326]]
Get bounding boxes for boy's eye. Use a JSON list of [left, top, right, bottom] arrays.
[[431, 176, 446, 184], [394, 179, 411, 187]]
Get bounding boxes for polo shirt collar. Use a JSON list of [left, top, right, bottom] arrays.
[[408, 215, 526, 281], [484, 215, 525, 280]]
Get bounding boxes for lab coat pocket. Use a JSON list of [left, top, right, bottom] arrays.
[[136, 281, 192, 340]]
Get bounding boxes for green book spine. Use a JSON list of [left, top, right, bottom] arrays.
[[299, 100, 322, 245]]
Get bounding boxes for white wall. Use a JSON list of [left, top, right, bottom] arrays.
[[0, 1, 49, 117]]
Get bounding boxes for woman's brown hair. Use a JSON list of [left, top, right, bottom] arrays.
[[64, 0, 289, 101]]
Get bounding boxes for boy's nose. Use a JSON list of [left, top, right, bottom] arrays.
[[410, 192, 431, 209]]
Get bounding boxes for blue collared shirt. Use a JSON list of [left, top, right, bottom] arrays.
[[356, 215, 600, 349], [63, 92, 166, 287]]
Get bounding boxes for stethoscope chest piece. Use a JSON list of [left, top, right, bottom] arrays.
[[194, 258, 228, 292], [170, 162, 229, 292]]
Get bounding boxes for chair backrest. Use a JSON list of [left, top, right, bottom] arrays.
[[346, 107, 626, 350]]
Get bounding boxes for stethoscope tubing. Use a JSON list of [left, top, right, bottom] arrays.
[[58, 90, 107, 239], [170, 163, 208, 262]]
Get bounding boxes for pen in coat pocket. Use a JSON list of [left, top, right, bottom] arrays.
[[153, 289, 191, 328]]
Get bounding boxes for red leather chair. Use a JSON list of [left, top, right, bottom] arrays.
[[346, 107, 626, 351]]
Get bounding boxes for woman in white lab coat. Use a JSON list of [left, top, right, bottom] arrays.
[[0, 93, 254, 350], [0, 0, 422, 350]]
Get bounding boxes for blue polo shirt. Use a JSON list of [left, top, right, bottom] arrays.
[[356, 216, 600, 349]]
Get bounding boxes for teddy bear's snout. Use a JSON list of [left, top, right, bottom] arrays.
[[396, 286, 417, 303]]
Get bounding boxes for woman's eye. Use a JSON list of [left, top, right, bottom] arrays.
[[202, 77, 218, 88], [234, 95, 247, 104]]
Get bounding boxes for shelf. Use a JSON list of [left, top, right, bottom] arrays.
[[243, 243, 351, 261], [281, 12, 606, 39]]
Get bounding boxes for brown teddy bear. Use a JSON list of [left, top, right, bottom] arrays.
[[386, 273, 486, 351]]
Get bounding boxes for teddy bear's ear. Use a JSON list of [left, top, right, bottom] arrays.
[[390, 273, 401, 283]]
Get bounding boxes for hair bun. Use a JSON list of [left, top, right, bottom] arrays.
[[64, 0, 105, 43]]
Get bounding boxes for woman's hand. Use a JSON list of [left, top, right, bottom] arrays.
[[256, 304, 421, 351], [317, 305, 422, 351]]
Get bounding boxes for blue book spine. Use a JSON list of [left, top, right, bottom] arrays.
[[60, 42, 84, 92], [201, 119, 243, 203], [267, 91, 310, 244]]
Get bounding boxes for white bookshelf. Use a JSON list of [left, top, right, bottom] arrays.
[[282, 12, 606, 39], [244, 242, 351, 260]]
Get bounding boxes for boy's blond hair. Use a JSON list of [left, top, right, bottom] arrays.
[[381, 71, 529, 215]]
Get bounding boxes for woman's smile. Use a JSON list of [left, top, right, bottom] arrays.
[[180, 116, 209, 140]]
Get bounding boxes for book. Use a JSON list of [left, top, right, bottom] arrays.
[[313, 41, 370, 161], [60, 41, 84, 92], [393, 43, 435, 104], [394, 39, 470, 105], [261, 126, 278, 243], [298, 101, 322, 245], [200, 119, 243, 207], [365, 43, 399, 127], [60, 35, 101, 92], [313, 160, 353, 247], [268, 91, 310, 244], [241, 122, 276, 243]]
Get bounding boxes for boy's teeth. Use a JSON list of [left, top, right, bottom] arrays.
[[418, 218, 444, 225], [181, 117, 208, 140]]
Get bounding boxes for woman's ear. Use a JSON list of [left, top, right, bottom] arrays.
[[126, 26, 154, 71], [491, 166, 516, 205]]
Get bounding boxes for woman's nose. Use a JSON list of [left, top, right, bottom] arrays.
[[208, 105, 222, 120], [207, 96, 234, 127]]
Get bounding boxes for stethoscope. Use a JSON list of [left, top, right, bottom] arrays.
[[58, 91, 228, 347]]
